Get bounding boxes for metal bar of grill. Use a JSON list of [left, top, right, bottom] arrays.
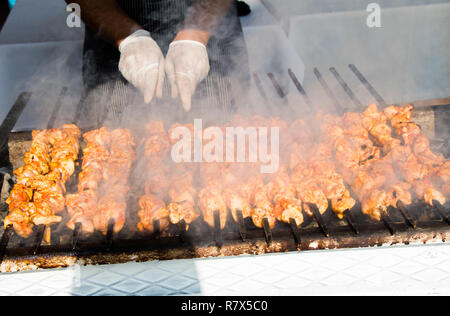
[[71, 222, 82, 251], [309, 204, 330, 238], [267, 73, 287, 102], [33, 225, 46, 255], [289, 218, 302, 246], [177, 220, 187, 244], [214, 210, 223, 248], [313, 67, 343, 113], [381, 214, 396, 235], [288, 69, 315, 114], [344, 212, 359, 235], [433, 200, 450, 225], [262, 217, 272, 245], [348, 64, 387, 108], [0, 226, 13, 264], [106, 219, 115, 251], [397, 201, 417, 229], [329, 67, 362, 110], [253, 72, 268, 102], [236, 210, 247, 241]]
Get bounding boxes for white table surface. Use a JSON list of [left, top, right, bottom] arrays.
[[1, 243, 450, 296]]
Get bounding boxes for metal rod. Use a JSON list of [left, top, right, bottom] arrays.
[[310, 204, 330, 237], [47, 87, 68, 129], [236, 210, 247, 241], [177, 220, 187, 243], [397, 201, 417, 229], [289, 218, 302, 246], [253, 72, 269, 102], [214, 210, 223, 248], [288, 69, 313, 106], [153, 219, 161, 238], [33, 225, 46, 255], [313, 68, 343, 114], [262, 217, 272, 245], [288, 69, 308, 99], [348, 64, 387, 108], [0, 226, 13, 264], [344, 211, 359, 235], [252, 72, 276, 116], [267, 73, 288, 104], [106, 219, 115, 250], [329, 67, 363, 110], [0, 92, 32, 157], [433, 200, 450, 225], [72, 222, 82, 251], [381, 213, 396, 235]]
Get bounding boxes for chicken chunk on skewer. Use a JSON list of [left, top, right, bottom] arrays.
[[252, 183, 277, 229], [266, 167, 304, 226], [291, 166, 329, 216], [4, 204, 35, 238], [93, 186, 129, 235], [198, 185, 228, 230], [66, 190, 97, 235], [137, 194, 170, 233], [167, 171, 200, 227]]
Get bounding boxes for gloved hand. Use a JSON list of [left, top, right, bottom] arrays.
[[118, 29, 165, 104], [165, 40, 210, 111]]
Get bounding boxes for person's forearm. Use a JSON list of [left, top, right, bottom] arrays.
[[175, 0, 234, 45], [67, 0, 142, 48]]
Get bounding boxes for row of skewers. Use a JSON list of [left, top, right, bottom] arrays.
[[4, 124, 81, 241], [65, 127, 135, 236], [136, 104, 448, 238], [3, 104, 449, 241]]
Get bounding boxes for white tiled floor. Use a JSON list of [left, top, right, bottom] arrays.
[[1, 243, 450, 296]]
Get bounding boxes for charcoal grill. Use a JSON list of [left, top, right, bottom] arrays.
[[0, 64, 449, 273]]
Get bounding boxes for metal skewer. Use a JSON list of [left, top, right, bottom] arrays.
[[348, 64, 387, 108], [267, 73, 288, 103], [153, 219, 161, 238], [381, 213, 396, 235], [236, 210, 247, 241], [0, 92, 32, 148], [33, 225, 46, 255], [214, 210, 223, 248], [71, 222, 82, 251], [262, 217, 273, 245], [329, 67, 363, 110], [252, 72, 275, 116], [344, 211, 359, 235], [289, 218, 302, 246], [0, 225, 13, 264], [432, 200, 450, 225], [313, 68, 343, 114], [106, 219, 115, 251], [253, 72, 269, 102], [309, 204, 330, 237], [177, 219, 187, 244], [288, 69, 312, 105], [396, 201, 417, 229]]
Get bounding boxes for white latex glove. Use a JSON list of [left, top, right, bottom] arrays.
[[118, 29, 165, 104], [165, 40, 210, 111]]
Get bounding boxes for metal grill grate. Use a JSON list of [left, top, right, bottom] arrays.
[[0, 65, 449, 271]]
